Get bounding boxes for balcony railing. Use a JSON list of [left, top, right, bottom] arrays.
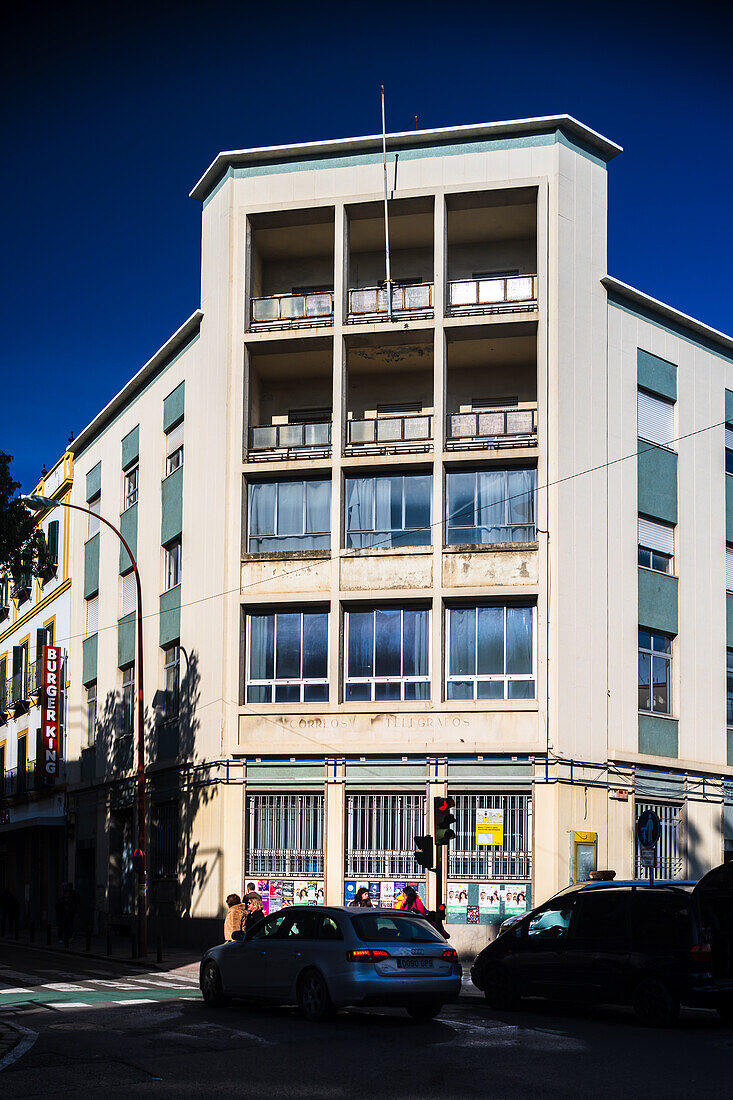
[[447, 274, 537, 316], [347, 282, 433, 322], [346, 413, 433, 454], [248, 421, 332, 460], [250, 291, 334, 329], [246, 848, 324, 877], [446, 407, 537, 450], [0, 762, 52, 800]]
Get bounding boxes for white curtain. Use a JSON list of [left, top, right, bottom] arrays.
[[346, 478, 374, 549], [476, 470, 504, 541]]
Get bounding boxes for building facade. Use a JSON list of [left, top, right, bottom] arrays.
[[0, 452, 73, 929], [58, 116, 733, 952]]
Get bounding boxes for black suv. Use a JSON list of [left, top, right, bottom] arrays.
[[470, 863, 733, 1026]]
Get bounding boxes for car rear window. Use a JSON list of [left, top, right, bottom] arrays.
[[351, 914, 444, 944]]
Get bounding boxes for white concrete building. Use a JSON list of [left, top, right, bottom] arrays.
[[57, 115, 733, 950]]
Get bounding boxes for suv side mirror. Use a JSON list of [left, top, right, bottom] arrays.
[[231, 930, 245, 942]]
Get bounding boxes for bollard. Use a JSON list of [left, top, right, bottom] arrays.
[[29, 921, 35, 944], [46, 923, 52, 946], [85, 929, 92, 953], [156, 935, 163, 964], [106, 930, 112, 956]]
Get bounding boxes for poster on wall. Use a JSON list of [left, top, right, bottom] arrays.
[[446, 882, 469, 923], [501, 885, 527, 915], [247, 879, 323, 911], [344, 881, 426, 908], [478, 884, 501, 918]]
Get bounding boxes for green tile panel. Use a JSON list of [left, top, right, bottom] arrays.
[[86, 462, 101, 501], [638, 714, 678, 759], [161, 466, 183, 545], [82, 634, 98, 685], [637, 349, 677, 402], [726, 389, 733, 426], [727, 593, 733, 648], [119, 503, 138, 574], [638, 568, 678, 635], [159, 585, 181, 647], [118, 612, 136, 668], [83, 534, 100, 599], [728, 728, 733, 767], [638, 443, 677, 525], [727, 476, 733, 544], [121, 426, 139, 470], [163, 382, 185, 432]]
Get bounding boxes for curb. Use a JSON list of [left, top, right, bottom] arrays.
[[0, 939, 199, 972], [0, 1022, 37, 1071]]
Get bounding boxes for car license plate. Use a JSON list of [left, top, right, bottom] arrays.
[[397, 958, 433, 969]]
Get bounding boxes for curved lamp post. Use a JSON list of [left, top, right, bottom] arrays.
[[21, 493, 147, 957]]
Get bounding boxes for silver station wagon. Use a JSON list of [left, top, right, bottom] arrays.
[[200, 905, 462, 1021]]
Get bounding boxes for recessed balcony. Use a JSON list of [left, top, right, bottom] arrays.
[[447, 274, 537, 317], [346, 412, 433, 454], [248, 419, 332, 461], [446, 406, 537, 450], [250, 290, 334, 331], [347, 282, 433, 323]]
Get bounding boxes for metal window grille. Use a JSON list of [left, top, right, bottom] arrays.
[[449, 793, 532, 880], [247, 794, 324, 876], [153, 800, 179, 878], [634, 801, 683, 879], [345, 793, 426, 879]]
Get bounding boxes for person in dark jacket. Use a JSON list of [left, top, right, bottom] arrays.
[[348, 887, 372, 908], [243, 891, 264, 932]]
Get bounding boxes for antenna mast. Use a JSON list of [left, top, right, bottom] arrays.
[[381, 84, 393, 321]]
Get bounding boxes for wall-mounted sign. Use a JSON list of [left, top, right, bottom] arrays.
[[476, 808, 504, 846], [41, 646, 61, 783]]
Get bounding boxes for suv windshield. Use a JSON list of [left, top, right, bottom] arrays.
[[351, 914, 443, 944]]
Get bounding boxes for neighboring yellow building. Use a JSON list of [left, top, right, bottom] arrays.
[[58, 116, 733, 953]]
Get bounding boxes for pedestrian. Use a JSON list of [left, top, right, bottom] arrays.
[[223, 893, 248, 941], [0, 886, 19, 937], [243, 891, 264, 932], [348, 886, 372, 908], [396, 885, 428, 916]]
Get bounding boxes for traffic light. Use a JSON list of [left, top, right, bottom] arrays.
[[132, 848, 145, 874], [434, 796, 456, 846], [436, 902, 447, 924], [414, 834, 434, 871]]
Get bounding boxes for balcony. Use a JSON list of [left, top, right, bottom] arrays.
[[248, 420, 332, 461], [447, 275, 537, 317], [0, 763, 50, 801], [446, 407, 537, 450], [347, 282, 433, 323], [250, 290, 334, 331], [10, 671, 30, 717], [11, 575, 32, 605], [346, 413, 433, 455]]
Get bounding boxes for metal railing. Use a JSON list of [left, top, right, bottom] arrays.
[[247, 794, 324, 876], [248, 420, 332, 459], [250, 290, 334, 329], [346, 794, 425, 879], [447, 274, 537, 315], [347, 282, 433, 321], [446, 407, 537, 449], [449, 793, 532, 880], [11, 575, 32, 603], [634, 801, 684, 879], [346, 413, 433, 452]]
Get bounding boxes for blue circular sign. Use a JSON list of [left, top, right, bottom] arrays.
[[636, 810, 661, 849]]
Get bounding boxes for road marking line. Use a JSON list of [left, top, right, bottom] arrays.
[[40, 983, 88, 992], [0, 989, 33, 995], [47, 1003, 93, 1010], [112, 998, 157, 1005], [0, 1022, 38, 1073]]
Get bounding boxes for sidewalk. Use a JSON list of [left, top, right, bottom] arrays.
[[0, 928, 201, 971]]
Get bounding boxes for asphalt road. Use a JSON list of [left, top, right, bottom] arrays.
[[1, 942, 732, 1098]]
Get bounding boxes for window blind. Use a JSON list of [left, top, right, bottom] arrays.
[[638, 516, 674, 556], [727, 547, 733, 592], [121, 571, 136, 616], [166, 421, 184, 456], [726, 427, 733, 452], [86, 595, 99, 635], [638, 390, 674, 447]]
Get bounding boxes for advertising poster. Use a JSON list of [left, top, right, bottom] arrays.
[[476, 808, 504, 847], [281, 880, 294, 907], [344, 881, 357, 906], [379, 881, 395, 908], [467, 906, 479, 925], [502, 885, 527, 915], [268, 880, 283, 913], [478, 884, 501, 918], [369, 882, 381, 906], [446, 882, 469, 924]]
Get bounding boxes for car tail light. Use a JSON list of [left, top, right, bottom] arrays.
[[442, 948, 457, 959], [347, 948, 391, 962], [690, 942, 712, 962]]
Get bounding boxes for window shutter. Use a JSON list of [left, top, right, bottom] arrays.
[[727, 548, 733, 592], [36, 628, 46, 661], [121, 571, 136, 616], [638, 517, 674, 556], [638, 390, 674, 447], [166, 421, 184, 456], [86, 595, 99, 634], [726, 427, 733, 452], [47, 520, 59, 564]]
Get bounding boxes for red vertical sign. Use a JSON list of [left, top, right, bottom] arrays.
[[42, 645, 61, 782]]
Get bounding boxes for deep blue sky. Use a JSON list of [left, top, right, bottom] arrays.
[[2, 1, 731, 490]]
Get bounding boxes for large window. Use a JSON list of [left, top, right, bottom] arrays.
[[344, 474, 431, 549], [446, 605, 534, 699], [165, 422, 184, 476], [246, 610, 328, 703], [446, 468, 535, 545], [124, 466, 138, 510], [638, 515, 674, 574], [450, 793, 532, 879], [86, 682, 97, 748], [345, 607, 430, 701], [346, 793, 425, 878], [165, 539, 182, 590], [88, 494, 101, 538], [152, 800, 179, 878], [248, 479, 331, 553], [121, 665, 135, 736], [164, 644, 180, 718], [634, 801, 682, 878], [638, 629, 672, 714], [247, 793, 324, 876]]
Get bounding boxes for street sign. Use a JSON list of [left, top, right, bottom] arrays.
[[476, 807, 504, 846], [640, 847, 655, 869], [636, 810, 661, 849]]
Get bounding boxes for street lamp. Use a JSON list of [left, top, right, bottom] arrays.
[[21, 493, 148, 957]]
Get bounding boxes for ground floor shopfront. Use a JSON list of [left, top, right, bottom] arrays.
[[0, 802, 65, 933]]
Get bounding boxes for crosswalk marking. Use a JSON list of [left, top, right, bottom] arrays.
[[50, 1002, 94, 1010], [0, 988, 33, 995], [112, 998, 157, 1005]]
